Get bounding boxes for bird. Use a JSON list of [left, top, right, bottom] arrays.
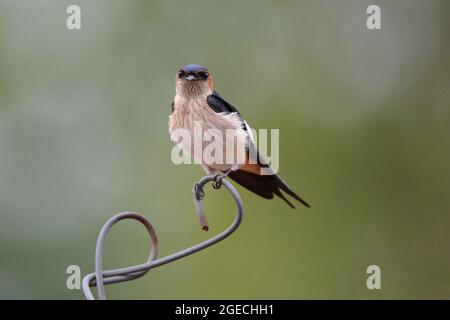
[[168, 64, 310, 208]]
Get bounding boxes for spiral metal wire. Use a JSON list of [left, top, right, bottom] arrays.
[[81, 175, 243, 300]]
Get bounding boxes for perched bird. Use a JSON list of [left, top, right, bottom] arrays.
[[169, 64, 310, 208]]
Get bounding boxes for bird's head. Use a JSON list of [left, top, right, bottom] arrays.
[[175, 64, 213, 97]]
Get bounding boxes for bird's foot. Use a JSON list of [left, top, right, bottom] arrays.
[[212, 176, 223, 190], [212, 170, 231, 190], [193, 182, 205, 200]]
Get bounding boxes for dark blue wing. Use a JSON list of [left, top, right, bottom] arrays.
[[207, 91, 310, 208], [206, 91, 242, 116]]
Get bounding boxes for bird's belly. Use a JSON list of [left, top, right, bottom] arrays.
[[169, 98, 247, 172]]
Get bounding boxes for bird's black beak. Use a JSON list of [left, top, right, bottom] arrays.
[[185, 74, 197, 81]]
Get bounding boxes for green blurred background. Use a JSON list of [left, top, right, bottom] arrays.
[[0, 0, 448, 299]]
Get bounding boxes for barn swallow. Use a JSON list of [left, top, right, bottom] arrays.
[[169, 64, 310, 208]]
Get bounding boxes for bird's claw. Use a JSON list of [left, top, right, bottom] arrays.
[[193, 182, 205, 200], [212, 174, 225, 190]]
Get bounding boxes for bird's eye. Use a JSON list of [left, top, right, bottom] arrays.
[[198, 72, 209, 79], [178, 70, 186, 78]]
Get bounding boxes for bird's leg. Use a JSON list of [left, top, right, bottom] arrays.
[[212, 169, 232, 190], [193, 168, 230, 208]]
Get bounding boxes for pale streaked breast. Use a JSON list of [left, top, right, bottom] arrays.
[[169, 94, 248, 172]]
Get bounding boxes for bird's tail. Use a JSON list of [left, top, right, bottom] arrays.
[[228, 170, 310, 208], [271, 174, 311, 208]]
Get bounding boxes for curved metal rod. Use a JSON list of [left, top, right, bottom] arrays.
[[81, 175, 243, 300]]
